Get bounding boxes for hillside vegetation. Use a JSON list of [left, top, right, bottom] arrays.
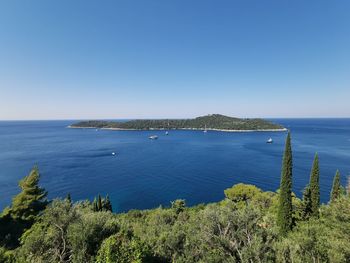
[[1, 133, 349, 263], [71, 114, 285, 131]]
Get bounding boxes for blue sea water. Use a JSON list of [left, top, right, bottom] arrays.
[[0, 119, 349, 212]]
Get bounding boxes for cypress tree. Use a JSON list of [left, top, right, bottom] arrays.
[[330, 170, 341, 203], [277, 132, 293, 235], [104, 194, 113, 212], [301, 185, 312, 220], [66, 193, 72, 205], [309, 153, 320, 217], [93, 197, 98, 212], [97, 194, 103, 211]]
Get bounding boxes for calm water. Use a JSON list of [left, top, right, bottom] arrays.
[[0, 119, 349, 212]]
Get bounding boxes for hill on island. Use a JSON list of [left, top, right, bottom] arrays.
[[70, 114, 285, 131]]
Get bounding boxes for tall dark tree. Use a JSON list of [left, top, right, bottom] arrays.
[[309, 153, 320, 217], [103, 194, 113, 212], [66, 193, 72, 205], [301, 185, 312, 220], [277, 132, 293, 235], [93, 197, 98, 212], [97, 194, 103, 211], [330, 170, 341, 203]]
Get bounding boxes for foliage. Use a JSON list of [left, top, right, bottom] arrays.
[[276, 197, 350, 262], [96, 233, 152, 263], [277, 132, 293, 235], [16, 199, 118, 262]]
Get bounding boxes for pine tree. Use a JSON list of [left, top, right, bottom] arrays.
[[309, 153, 320, 217], [10, 166, 48, 221], [0, 167, 48, 248], [330, 170, 341, 203], [277, 132, 293, 235]]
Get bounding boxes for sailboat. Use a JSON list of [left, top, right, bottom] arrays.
[[204, 124, 208, 133], [266, 138, 273, 143], [165, 121, 169, 135]]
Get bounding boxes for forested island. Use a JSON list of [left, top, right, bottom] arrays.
[[1, 133, 349, 262], [70, 114, 286, 132]]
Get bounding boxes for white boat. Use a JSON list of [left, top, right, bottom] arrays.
[[149, 135, 158, 140], [165, 131, 169, 135], [267, 138, 273, 143], [204, 124, 208, 133], [111, 152, 116, 156]]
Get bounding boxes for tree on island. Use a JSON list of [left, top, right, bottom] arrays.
[[277, 132, 293, 235], [330, 170, 341, 203]]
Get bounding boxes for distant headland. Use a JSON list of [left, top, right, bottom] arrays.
[[69, 114, 286, 132]]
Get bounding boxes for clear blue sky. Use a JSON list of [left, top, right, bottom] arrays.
[[0, 0, 349, 120]]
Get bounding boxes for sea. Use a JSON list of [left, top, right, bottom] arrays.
[[0, 119, 349, 212]]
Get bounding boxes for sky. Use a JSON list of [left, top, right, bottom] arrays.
[[0, 0, 349, 120]]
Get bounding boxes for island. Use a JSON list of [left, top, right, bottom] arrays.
[[69, 114, 286, 132]]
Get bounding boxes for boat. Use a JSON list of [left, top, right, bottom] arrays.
[[165, 121, 169, 135], [267, 138, 273, 143], [111, 152, 116, 156], [203, 124, 208, 133], [149, 135, 158, 140]]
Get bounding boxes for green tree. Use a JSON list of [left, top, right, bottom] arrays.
[[0, 167, 48, 249], [309, 154, 320, 217], [9, 166, 48, 221], [170, 199, 186, 214], [66, 193, 72, 205], [17, 199, 119, 263], [277, 132, 293, 235], [103, 194, 113, 212], [97, 194, 103, 212], [330, 170, 341, 203], [301, 185, 312, 220], [96, 233, 152, 263], [224, 183, 262, 206]]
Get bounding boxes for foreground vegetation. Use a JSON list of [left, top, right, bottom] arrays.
[[1, 133, 349, 262], [71, 114, 285, 131]]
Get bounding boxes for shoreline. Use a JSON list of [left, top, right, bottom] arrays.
[[67, 126, 288, 133]]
